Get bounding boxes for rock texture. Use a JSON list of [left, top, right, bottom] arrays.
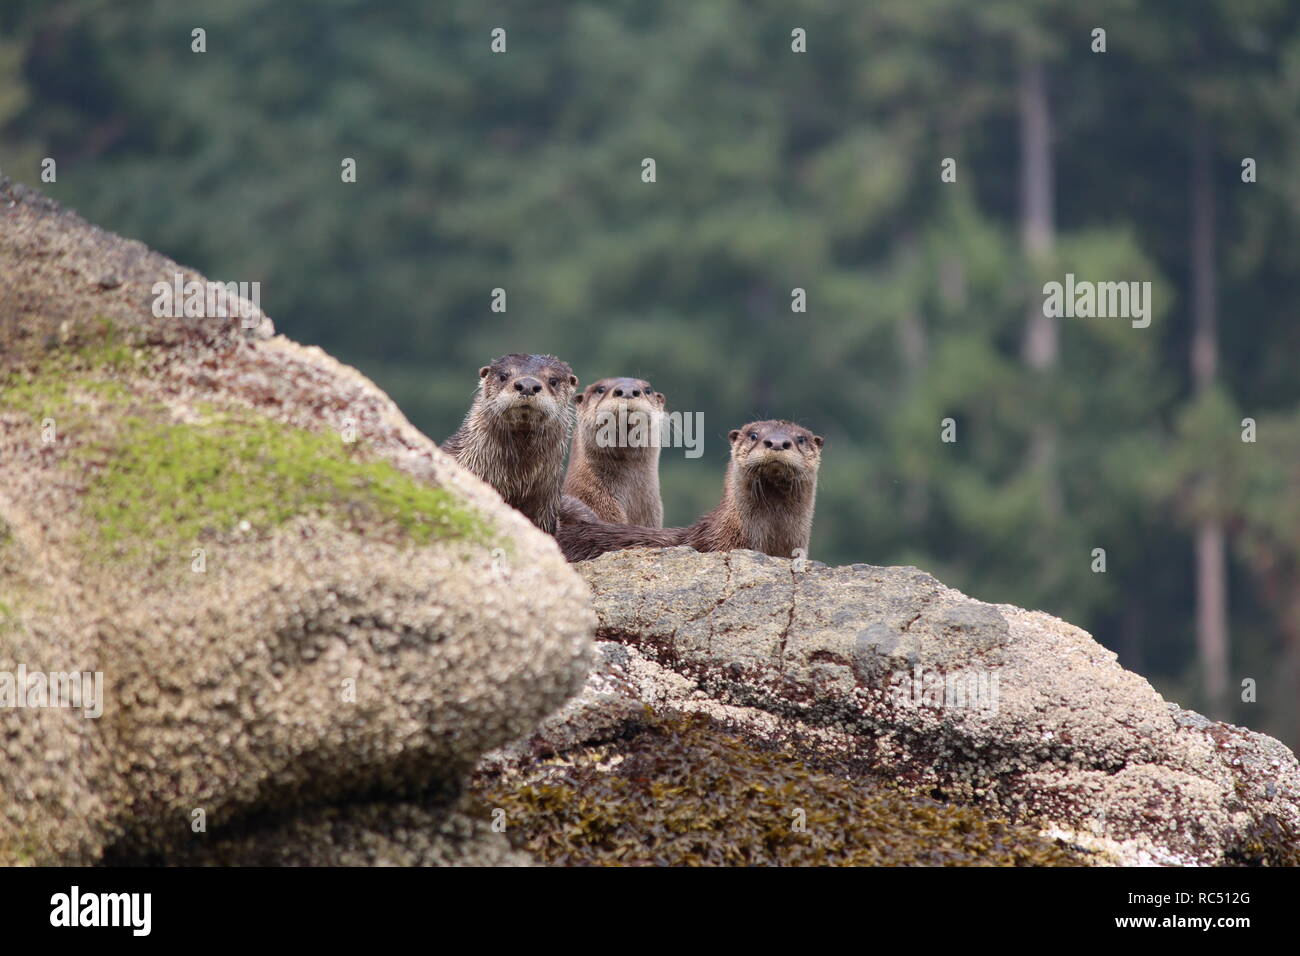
[[557, 547, 1300, 865], [0, 177, 594, 866]]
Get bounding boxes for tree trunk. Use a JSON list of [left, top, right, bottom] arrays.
[[1190, 113, 1229, 718], [1019, 58, 1056, 369], [1196, 521, 1229, 715], [1018, 57, 1063, 519]]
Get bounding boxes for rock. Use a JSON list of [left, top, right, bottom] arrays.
[[0, 178, 595, 866], [572, 547, 1300, 865], [116, 796, 533, 867], [478, 642, 652, 771], [474, 704, 1087, 866]]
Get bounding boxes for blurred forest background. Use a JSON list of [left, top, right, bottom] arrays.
[[2, 0, 1299, 749]]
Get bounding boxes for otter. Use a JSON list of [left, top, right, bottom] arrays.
[[564, 376, 667, 527], [441, 353, 578, 535], [557, 419, 822, 562]]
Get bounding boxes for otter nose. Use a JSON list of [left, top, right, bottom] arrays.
[[514, 377, 543, 395], [763, 438, 793, 450]]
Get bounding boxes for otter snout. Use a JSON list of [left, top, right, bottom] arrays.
[[733, 421, 822, 475], [514, 376, 544, 395], [579, 377, 663, 417], [758, 427, 801, 453]]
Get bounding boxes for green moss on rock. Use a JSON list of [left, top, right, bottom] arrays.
[[2, 318, 493, 558], [84, 413, 491, 556], [0, 318, 138, 418], [475, 714, 1087, 866]]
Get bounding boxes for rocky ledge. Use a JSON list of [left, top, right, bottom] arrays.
[[479, 548, 1299, 866]]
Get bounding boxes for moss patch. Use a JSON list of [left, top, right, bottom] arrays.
[[0, 317, 137, 418], [83, 412, 491, 557], [474, 714, 1087, 866], [2, 318, 493, 558]]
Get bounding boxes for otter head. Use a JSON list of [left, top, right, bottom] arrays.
[[574, 376, 666, 453], [727, 420, 823, 488], [477, 353, 579, 430]]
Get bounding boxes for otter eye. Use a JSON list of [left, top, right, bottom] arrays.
[[498, 372, 508, 382], [749, 432, 759, 441], [596, 386, 606, 393], [797, 436, 806, 444], [549, 377, 559, 388]]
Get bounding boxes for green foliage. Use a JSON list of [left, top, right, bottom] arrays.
[[1162, 386, 1252, 522]]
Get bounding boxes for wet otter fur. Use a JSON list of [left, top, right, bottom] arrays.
[[441, 353, 578, 535]]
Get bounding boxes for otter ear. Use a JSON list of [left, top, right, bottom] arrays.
[[569, 374, 579, 387], [654, 391, 666, 406], [573, 393, 584, 405], [479, 366, 491, 379], [812, 435, 824, 448], [728, 429, 742, 443]]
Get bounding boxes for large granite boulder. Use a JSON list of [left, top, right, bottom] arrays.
[[0, 177, 594, 865]]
